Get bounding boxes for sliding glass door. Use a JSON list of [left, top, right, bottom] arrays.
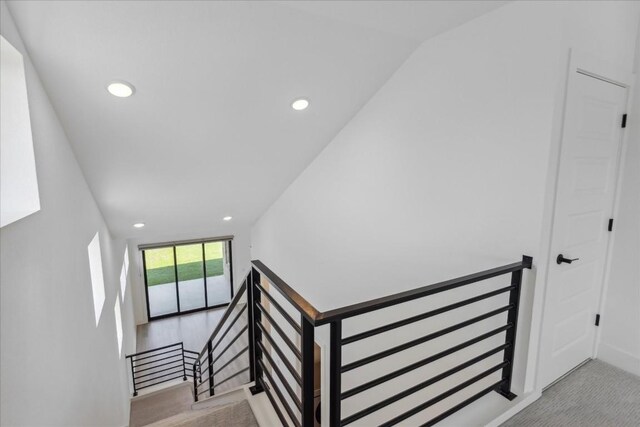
[[176, 243, 206, 312], [205, 241, 232, 307], [144, 247, 178, 318], [143, 238, 233, 320]]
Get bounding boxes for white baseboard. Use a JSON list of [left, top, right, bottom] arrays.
[[484, 390, 541, 427], [597, 342, 640, 376], [244, 385, 283, 427]]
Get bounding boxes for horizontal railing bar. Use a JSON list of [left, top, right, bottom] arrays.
[[134, 358, 185, 374], [183, 349, 200, 355], [136, 374, 186, 391], [380, 362, 508, 426], [260, 360, 302, 427], [210, 325, 249, 366], [135, 367, 185, 385], [341, 324, 512, 399], [256, 303, 302, 360], [257, 341, 302, 410], [256, 322, 303, 386], [342, 286, 515, 345], [421, 379, 505, 427], [131, 347, 182, 362], [252, 261, 321, 324], [212, 346, 249, 377], [342, 305, 513, 372], [134, 361, 184, 378], [196, 360, 211, 379], [133, 353, 183, 368], [255, 282, 302, 335], [215, 366, 250, 388], [126, 342, 183, 359], [259, 377, 291, 427], [340, 343, 509, 425], [135, 361, 184, 380], [198, 281, 247, 358], [210, 304, 248, 354], [315, 258, 531, 325]]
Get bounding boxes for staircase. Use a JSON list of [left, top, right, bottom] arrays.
[[128, 256, 533, 426]]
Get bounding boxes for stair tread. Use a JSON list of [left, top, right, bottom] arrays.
[[144, 400, 258, 427]]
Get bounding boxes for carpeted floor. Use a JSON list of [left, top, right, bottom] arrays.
[[129, 383, 195, 427], [502, 360, 640, 427]]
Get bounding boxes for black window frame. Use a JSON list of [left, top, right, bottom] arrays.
[[141, 238, 234, 321]]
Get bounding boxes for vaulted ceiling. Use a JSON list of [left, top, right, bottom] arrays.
[[6, 0, 507, 240]]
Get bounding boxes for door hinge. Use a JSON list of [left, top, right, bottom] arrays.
[[595, 314, 600, 326], [608, 218, 614, 232], [621, 114, 627, 128]]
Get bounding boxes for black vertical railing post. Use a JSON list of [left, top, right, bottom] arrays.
[[250, 268, 264, 395], [207, 339, 214, 397], [193, 362, 199, 402], [247, 276, 256, 383], [329, 320, 342, 427], [130, 357, 138, 397], [181, 343, 187, 381], [497, 261, 526, 400], [301, 316, 315, 427]]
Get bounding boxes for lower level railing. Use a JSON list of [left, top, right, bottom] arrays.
[[126, 342, 198, 396]]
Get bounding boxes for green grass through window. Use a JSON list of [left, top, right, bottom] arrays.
[[145, 242, 225, 287]]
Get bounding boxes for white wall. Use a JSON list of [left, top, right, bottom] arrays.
[[251, 1, 639, 425], [598, 28, 640, 376], [0, 2, 136, 425], [128, 228, 251, 325]]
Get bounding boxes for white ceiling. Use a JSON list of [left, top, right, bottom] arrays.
[[6, 1, 507, 240]]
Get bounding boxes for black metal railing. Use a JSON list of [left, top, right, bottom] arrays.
[[192, 279, 251, 401], [247, 256, 531, 427], [247, 261, 317, 427], [188, 255, 532, 427], [126, 342, 199, 396], [323, 255, 532, 426]]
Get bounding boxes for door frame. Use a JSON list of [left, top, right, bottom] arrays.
[[532, 49, 634, 391]]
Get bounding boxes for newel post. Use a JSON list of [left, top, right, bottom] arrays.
[[301, 316, 315, 427], [329, 320, 342, 427], [497, 255, 532, 400], [249, 267, 265, 395]]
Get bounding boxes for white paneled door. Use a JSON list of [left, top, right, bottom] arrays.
[[539, 69, 627, 389]]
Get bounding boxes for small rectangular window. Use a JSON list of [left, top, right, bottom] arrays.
[[114, 298, 123, 357], [0, 35, 40, 228], [120, 247, 129, 300], [88, 232, 105, 326]]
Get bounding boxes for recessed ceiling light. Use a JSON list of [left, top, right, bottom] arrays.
[[133, 223, 145, 228], [107, 81, 135, 98], [291, 98, 309, 111], [223, 216, 232, 221]]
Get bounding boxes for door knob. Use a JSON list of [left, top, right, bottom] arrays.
[[557, 254, 579, 265]]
